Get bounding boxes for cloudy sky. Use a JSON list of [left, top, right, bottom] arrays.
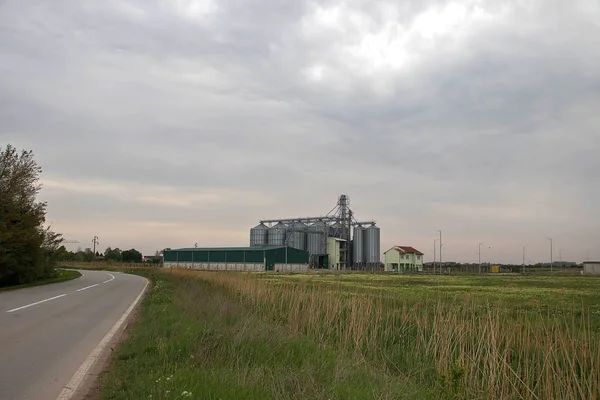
[[1, 0, 599, 263]]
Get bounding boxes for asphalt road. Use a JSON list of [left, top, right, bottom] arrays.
[[0, 270, 147, 400]]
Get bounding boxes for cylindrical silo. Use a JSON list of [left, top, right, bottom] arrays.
[[364, 224, 381, 264], [268, 222, 287, 246], [307, 221, 327, 255], [287, 222, 307, 250], [329, 221, 346, 239], [250, 223, 268, 247], [353, 225, 366, 265]]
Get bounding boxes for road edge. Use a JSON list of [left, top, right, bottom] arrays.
[[56, 275, 150, 400]]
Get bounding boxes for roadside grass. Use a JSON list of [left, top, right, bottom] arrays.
[[98, 270, 432, 400], [97, 269, 600, 399], [0, 269, 81, 292]]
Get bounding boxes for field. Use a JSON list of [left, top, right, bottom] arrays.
[[94, 269, 600, 399]]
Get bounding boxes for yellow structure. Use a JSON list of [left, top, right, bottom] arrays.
[[384, 246, 424, 272], [491, 265, 500, 273], [327, 237, 347, 270]]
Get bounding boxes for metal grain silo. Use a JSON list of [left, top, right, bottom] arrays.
[[250, 223, 268, 247], [353, 225, 366, 265], [287, 222, 307, 251], [307, 221, 327, 255], [329, 221, 347, 239], [268, 222, 287, 246], [364, 224, 381, 264]]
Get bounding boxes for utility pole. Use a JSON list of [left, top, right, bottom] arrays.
[[546, 238, 553, 272], [478, 242, 484, 274], [92, 236, 99, 256], [522, 246, 526, 274]]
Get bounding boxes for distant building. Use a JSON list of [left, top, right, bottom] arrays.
[[583, 261, 600, 275], [327, 237, 347, 270], [384, 246, 424, 272], [163, 246, 310, 272]]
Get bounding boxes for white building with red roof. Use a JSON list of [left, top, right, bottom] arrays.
[[384, 246, 424, 272]]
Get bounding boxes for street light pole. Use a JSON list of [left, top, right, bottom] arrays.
[[546, 238, 553, 272], [478, 242, 484, 274], [438, 230, 442, 270], [433, 238, 438, 274]]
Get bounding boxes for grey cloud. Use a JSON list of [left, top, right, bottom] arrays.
[[1, 0, 599, 261]]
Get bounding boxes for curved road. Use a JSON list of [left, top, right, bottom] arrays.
[[0, 270, 147, 400]]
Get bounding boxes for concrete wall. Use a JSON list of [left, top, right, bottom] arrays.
[[274, 263, 310, 273], [163, 262, 310, 272], [163, 262, 265, 271]]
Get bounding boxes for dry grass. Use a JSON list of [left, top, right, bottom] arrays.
[[98, 269, 425, 400], [171, 269, 600, 399]]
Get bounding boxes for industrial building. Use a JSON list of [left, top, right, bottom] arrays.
[[583, 261, 600, 275], [249, 194, 381, 269], [384, 246, 424, 272], [163, 246, 310, 272]]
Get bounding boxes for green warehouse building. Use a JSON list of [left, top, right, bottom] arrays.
[[163, 246, 310, 272]]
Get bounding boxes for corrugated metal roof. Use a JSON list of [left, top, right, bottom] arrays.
[[171, 246, 286, 252]]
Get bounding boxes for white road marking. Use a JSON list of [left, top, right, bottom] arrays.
[[56, 278, 149, 400], [7, 294, 68, 313], [75, 272, 115, 292], [102, 273, 115, 284], [76, 284, 99, 292]]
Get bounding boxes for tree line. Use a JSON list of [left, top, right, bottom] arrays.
[[0, 145, 63, 287], [57, 246, 162, 264]]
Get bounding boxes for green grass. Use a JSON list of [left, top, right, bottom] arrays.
[[98, 270, 600, 399], [0, 268, 81, 292], [98, 270, 434, 400]]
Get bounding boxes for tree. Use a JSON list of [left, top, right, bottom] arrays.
[[40, 227, 64, 275], [104, 247, 122, 262], [83, 248, 95, 262], [152, 250, 162, 265], [0, 144, 62, 286], [121, 248, 142, 263], [55, 245, 70, 261]]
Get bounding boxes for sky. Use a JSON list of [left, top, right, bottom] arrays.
[[1, 0, 599, 263]]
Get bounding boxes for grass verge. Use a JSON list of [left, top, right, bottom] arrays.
[[95, 270, 434, 400], [0, 268, 81, 292]]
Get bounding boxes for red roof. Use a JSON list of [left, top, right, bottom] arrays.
[[392, 246, 424, 256]]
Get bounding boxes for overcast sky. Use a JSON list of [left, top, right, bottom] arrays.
[[1, 0, 599, 263]]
